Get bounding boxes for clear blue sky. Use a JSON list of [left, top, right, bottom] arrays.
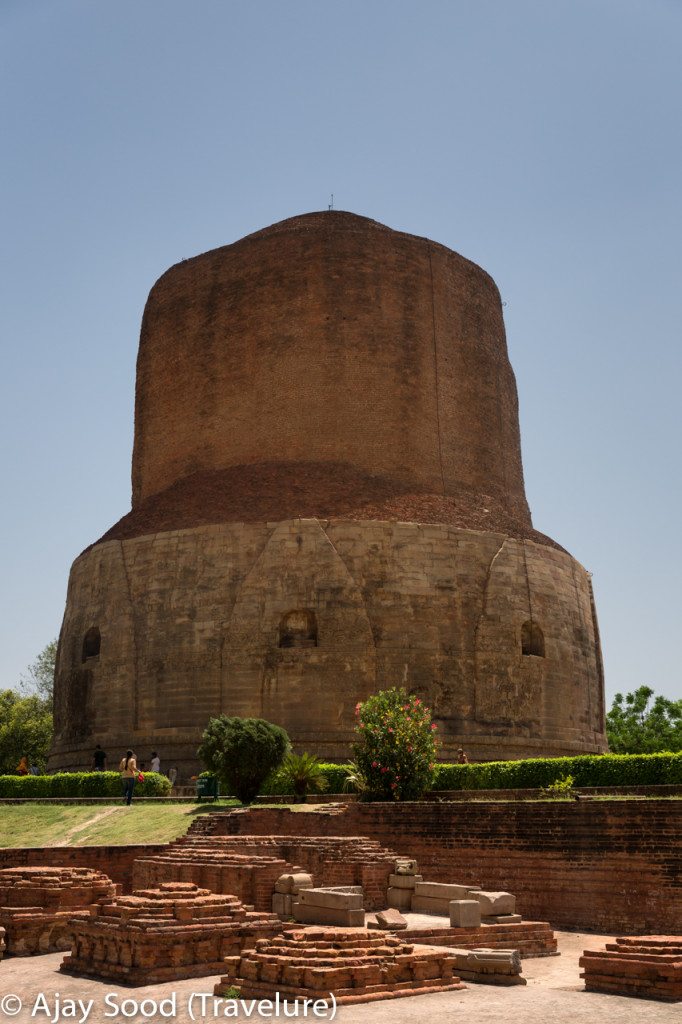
[[1, 0, 680, 704]]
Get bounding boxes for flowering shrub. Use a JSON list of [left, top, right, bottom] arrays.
[[353, 688, 437, 800]]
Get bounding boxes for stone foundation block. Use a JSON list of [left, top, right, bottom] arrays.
[[474, 891, 516, 916], [387, 887, 413, 911], [388, 873, 422, 889], [373, 909, 407, 930], [291, 902, 365, 926], [411, 894, 451, 916], [415, 881, 478, 900], [449, 900, 482, 928], [271, 893, 293, 918], [298, 886, 363, 911], [482, 913, 522, 924], [394, 859, 419, 875], [274, 873, 314, 894]]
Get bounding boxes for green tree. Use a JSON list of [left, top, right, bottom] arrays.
[[197, 716, 289, 804], [0, 690, 53, 773], [353, 687, 438, 800], [20, 639, 57, 708], [606, 686, 682, 754]]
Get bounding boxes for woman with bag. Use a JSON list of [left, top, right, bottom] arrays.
[[119, 749, 138, 805]]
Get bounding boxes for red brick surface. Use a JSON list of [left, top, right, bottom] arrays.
[[0, 866, 117, 956], [0, 846, 166, 893], [215, 927, 466, 1004], [195, 801, 682, 934], [61, 882, 282, 985], [580, 936, 682, 1001], [130, 212, 530, 528]]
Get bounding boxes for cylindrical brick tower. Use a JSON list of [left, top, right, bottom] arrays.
[[50, 212, 607, 777]]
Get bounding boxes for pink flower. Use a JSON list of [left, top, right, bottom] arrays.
[[388, 727, 394, 733], [371, 761, 378, 768]]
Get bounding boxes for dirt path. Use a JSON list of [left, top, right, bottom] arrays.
[[54, 805, 122, 846]]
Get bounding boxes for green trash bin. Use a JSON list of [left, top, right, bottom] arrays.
[[196, 776, 219, 801]]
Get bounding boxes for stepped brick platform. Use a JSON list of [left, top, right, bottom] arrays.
[[403, 920, 558, 957], [580, 936, 682, 1002], [0, 866, 117, 956], [133, 847, 297, 912], [145, 834, 398, 909], [60, 882, 282, 985], [215, 928, 467, 1004]]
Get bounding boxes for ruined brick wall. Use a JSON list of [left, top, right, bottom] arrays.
[[0, 846, 167, 893], [50, 519, 605, 774], [131, 212, 529, 526], [201, 802, 682, 935]]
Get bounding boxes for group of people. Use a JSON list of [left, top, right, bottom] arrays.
[[92, 746, 162, 805]]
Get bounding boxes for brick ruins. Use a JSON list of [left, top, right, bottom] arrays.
[[215, 928, 467, 1004], [49, 211, 606, 776], [60, 882, 281, 984], [580, 936, 682, 1002], [135, 833, 398, 911], [0, 866, 116, 956]]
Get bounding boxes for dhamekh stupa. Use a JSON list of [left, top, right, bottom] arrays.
[[49, 212, 607, 776]]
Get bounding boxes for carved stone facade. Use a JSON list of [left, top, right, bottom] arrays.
[[49, 212, 607, 775]]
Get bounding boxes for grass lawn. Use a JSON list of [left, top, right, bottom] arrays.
[[0, 801, 240, 848]]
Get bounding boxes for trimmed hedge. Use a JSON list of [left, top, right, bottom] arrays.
[[0, 771, 171, 798], [262, 753, 682, 796], [432, 752, 682, 791]]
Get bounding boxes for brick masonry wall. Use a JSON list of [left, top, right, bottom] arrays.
[[0, 846, 167, 894], [50, 519, 605, 775], [131, 211, 528, 519], [202, 801, 682, 934]]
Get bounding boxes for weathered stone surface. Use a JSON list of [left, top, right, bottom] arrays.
[[0, 867, 117, 957], [580, 936, 682, 1002], [415, 881, 475, 900], [274, 872, 313, 894], [291, 902, 365, 927], [60, 882, 281, 985], [215, 927, 466, 1003], [475, 891, 516, 916], [298, 886, 363, 911], [387, 887, 413, 911], [373, 908, 408, 930], [450, 900, 482, 928], [271, 893, 293, 918], [448, 947, 525, 985], [48, 211, 606, 776], [389, 873, 422, 889], [394, 858, 419, 876]]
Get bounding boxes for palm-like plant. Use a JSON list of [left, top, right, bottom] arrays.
[[279, 753, 329, 800], [341, 760, 369, 796]]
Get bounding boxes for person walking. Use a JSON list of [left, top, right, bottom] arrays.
[[119, 749, 138, 805], [92, 745, 107, 771], [150, 751, 161, 773]]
